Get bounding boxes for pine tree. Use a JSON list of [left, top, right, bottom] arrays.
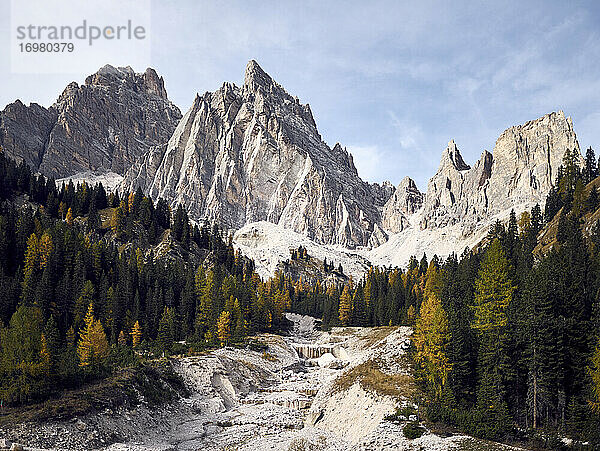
[[584, 147, 598, 184], [194, 267, 212, 339], [111, 206, 126, 240], [232, 298, 246, 340], [0, 305, 46, 402], [39, 333, 51, 374], [560, 148, 580, 197], [74, 281, 95, 332], [118, 330, 127, 346], [472, 240, 515, 422], [156, 307, 175, 353], [66, 326, 76, 348], [523, 269, 554, 428], [43, 315, 60, 361]]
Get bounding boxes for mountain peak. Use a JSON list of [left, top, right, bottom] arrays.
[[244, 60, 273, 92], [440, 140, 470, 171], [399, 176, 418, 191], [142, 67, 168, 99]]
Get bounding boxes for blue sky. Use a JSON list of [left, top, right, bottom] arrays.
[[1, 1, 600, 189]]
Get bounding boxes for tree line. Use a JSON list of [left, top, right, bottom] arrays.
[[0, 154, 289, 405], [288, 147, 600, 444]]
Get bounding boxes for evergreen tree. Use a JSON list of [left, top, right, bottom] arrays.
[[472, 240, 515, 432], [156, 307, 175, 353], [111, 206, 126, 240], [584, 147, 598, 184], [0, 305, 44, 403]]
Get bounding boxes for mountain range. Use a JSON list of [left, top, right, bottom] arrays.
[[0, 60, 584, 276]]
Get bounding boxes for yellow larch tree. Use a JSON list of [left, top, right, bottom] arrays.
[[413, 292, 452, 400], [65, 207, 74, 226], [131, 320, 142, 348], [217, 310, 231, 346], [77, 303, 109, 367], [338, 284, 352, 326], [38, 231, 53, 270]]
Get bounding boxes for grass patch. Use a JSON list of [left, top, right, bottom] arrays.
[[333, 359, 416, 399], [262, 351, 279, 362], [359, 326, 396, 347], [0, 361, 187, 426]]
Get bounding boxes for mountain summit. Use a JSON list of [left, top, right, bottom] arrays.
[[121, 60, 388, 248], [0, 65, 181, 178]]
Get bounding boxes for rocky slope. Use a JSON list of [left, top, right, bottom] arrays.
[[382, 176, 424, 234], [0, 316, 522, 450], [0, 65, 181, 179]]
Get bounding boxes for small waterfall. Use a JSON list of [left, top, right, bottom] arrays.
[[292, 343, 347, 360]]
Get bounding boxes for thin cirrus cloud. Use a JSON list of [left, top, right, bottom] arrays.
[[1, 1, 599, 191]]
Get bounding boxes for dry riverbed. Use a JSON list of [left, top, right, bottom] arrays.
[[0, 314, 523, 450]]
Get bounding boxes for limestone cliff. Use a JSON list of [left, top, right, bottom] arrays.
[[0, 65, 181, 178], [120, 61, 388, 248]]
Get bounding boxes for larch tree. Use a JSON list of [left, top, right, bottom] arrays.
[[217, 310, 231, 346], [77, 303, 109, 368], [413, 291, 452, 400], [65, 207, 74, 226], [131, 320, 142, 348], [38, 232, 53, 270], [338, 284, 352, 326]]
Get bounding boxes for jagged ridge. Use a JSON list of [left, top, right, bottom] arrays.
[[0, 65, 182, 178]]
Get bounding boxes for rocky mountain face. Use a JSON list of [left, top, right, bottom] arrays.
[[121, 60, 389, 248], [381, 176, 424, 233], [120, 61, 582, 264], [0, 65, 181, 179], [0, 61, 585, 271], [420, 111, 581, 236]]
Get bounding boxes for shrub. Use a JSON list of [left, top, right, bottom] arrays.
[[403, 421, 425, 439]]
